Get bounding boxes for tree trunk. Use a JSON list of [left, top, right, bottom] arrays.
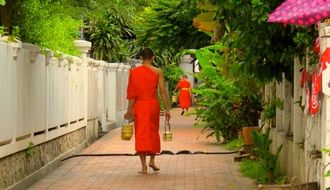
[[211, 20, 225, 43], [0, 0, 15, 32]]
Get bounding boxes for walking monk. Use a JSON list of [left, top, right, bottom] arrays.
[[176, 75, 192, 115], [124, 48, 171, 174]]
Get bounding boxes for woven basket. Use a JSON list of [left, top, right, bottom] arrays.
[[121, 123, 133, 140]]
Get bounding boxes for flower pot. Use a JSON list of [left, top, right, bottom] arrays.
[[242, 127, 259, 145], [242, 126, 259, 154]]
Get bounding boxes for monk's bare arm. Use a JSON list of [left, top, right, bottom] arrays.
[[127, 99, 135, 111], [124, 98, 135, 119], [158, 70, 171, 120]]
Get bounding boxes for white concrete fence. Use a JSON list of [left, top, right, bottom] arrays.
[[263, 23, 330, 189], [0, 40, 130, 159]]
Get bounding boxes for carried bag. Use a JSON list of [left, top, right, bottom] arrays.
[[171, 94, 178, 103], [121, 119, 133, 140], [162, 119, 172, 141]]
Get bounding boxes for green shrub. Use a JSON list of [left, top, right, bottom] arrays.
[[186, 42, 262, 142], [225, 138, 243, 151], [251, 128, 283, 184], [239, 159, 267, 184], [14, 0, 81, 55]]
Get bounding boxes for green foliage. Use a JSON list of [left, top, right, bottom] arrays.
[[26, 142, 36, 158], [189, 42, 262, 142], [0, 26, 7, 36], [240, 159, 288, 185], [207, 0, 318, 83], [263, 98, 284, 120], [0, 26, 20, 43], [0, 0, 5, 6], [88, 13, 131, 62], [80, 0, 146, 62], [225, 137, 243, 151], [134, 0, 210, 62], [251, 128, 283, 184], [239, 159, 268, 184], [13, 0, 81, 55], [321, 147, 330, 190]]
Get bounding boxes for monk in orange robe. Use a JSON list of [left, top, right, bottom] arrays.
[[124, 48, 171, 174], [176, 75, 192, 115]]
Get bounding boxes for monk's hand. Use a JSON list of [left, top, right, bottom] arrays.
[[124, 109, 134, 120], [165, 110, 171, 121]]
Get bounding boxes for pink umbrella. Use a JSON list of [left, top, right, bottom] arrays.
[[268, 0, 330, 26]]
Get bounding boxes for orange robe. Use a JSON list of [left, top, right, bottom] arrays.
[[177, 79, 191, 109], [127, 66, 160, 154]]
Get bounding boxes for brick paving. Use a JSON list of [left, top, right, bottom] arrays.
[[27, 108, 257, 190]]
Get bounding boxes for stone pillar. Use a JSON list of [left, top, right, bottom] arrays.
[[116, 63, 126, 127], [74, 40, 91, 59], [123, 64, 131, 109], [293, 57, 304, 143], [96, 61, 107, 131], [107, 63, 119, 129], [275, 74, 285, 132], [319, 23, 330, 190], [74, 40, 91, 133]]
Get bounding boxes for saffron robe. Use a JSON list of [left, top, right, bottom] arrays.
[[127, 65, 160, 153], [177, 79, 191, 109]]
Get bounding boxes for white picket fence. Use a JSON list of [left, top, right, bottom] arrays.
[[0, 41, 130, 159]]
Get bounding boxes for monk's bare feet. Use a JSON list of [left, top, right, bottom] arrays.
[[139, 166, 147, 174], [148, 164, 160, 171]]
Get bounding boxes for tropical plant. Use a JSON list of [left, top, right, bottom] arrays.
[[202, 0, 318, 83], [134, 0, 210, 63], [88, 13, 130, 62], [251, 128, 283, 184], [189, 42, 262, 142], [263, 98, 284, 120]]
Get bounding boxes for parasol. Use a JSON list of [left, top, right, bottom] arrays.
[[268, 0, 330, 26]]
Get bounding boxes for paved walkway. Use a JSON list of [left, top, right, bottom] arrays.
[[27, 108, 256, 190]]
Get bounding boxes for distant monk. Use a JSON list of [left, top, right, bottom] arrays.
[[124, 48, 171, 174], [176, 75, 192, 115]]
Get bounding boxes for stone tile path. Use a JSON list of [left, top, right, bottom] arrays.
[[27, 108, 256, 190]]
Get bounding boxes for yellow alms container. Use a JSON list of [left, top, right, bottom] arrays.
[[121, 120, 133, 140]]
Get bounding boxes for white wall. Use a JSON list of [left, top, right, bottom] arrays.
[[0, 40, 130, 158]]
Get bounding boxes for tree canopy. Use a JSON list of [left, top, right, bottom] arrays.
[[1, 0, 319, 81]]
